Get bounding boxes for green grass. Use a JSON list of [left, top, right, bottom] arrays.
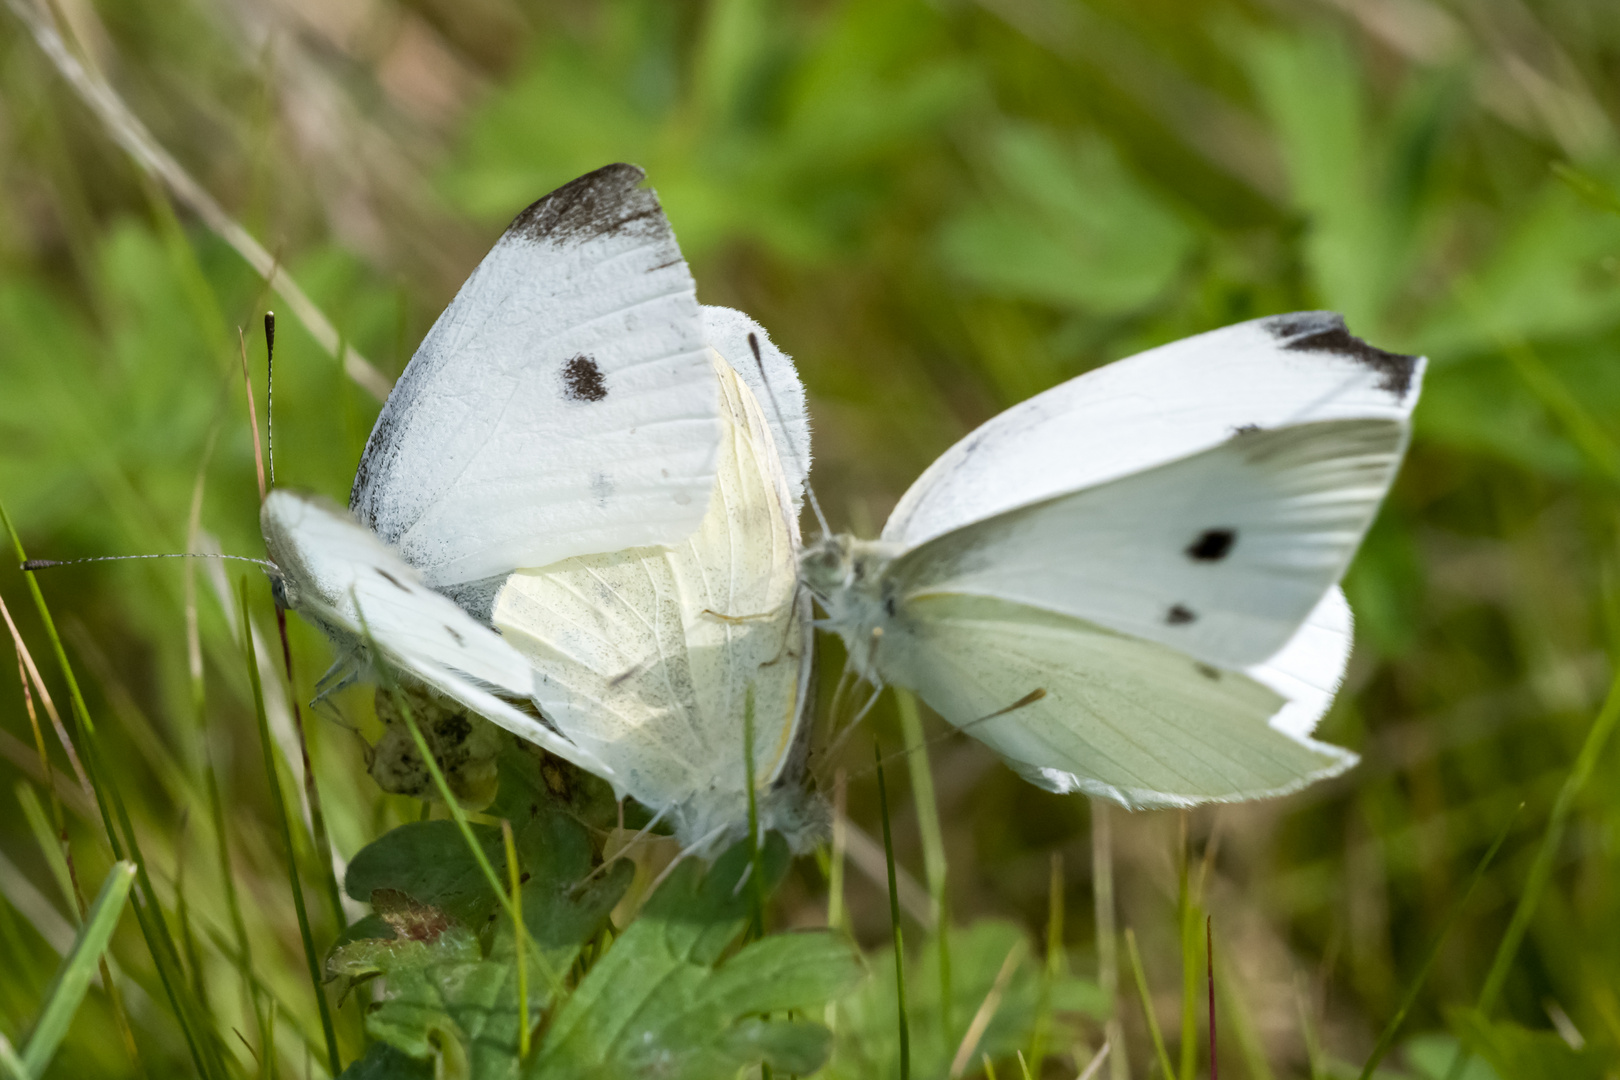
[[2, 0, 1620, 1077]]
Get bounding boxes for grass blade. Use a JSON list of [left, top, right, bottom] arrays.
[[383, 674, 566, 999], [1357, 807, 1518, 1080], [897, 690, 952, 1047], [1443, 664, 1620, 1080], [1027, 851, 1063, 1069], [239, 578, 341, 1077], [501, 819, 530, 1059], [3, 499, 221, 1078], [20, 861, 135, 1078], [1126, 926, 1175, 1080], [874, 739, 910, 1080], [1092, 800, 1129, 1080]]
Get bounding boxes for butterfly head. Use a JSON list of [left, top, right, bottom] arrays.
[[798, 533, 858, 601]]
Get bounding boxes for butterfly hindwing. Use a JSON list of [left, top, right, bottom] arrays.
[[881, 594, 1354, 809], [490, 354, 811, 842], [349, 164, 721, 587]]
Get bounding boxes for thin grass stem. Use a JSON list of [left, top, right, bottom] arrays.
[[501, 820, 531, 1059], [1092, 800, 1128, 1080], [239, 579, 341, 1077], [874, 739, 910, 1080], [1442, 665, 1620, 1079], [383, 679, 567, 1000], [3, 500, 221, 1079], [1126, 926, 1175, 1080], [1358, 807, 1517, 1080], [896, 690, 952, 1048]]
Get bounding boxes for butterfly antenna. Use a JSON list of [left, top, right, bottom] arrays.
[[264, 311, 277, 489], [22, 553, 276, 572], [238, 326, 268, 502], [822, 678, 886, 764], [747, 331, 831, 539]]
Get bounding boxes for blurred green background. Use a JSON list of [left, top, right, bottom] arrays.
[[2, 0, 1619, 1076]]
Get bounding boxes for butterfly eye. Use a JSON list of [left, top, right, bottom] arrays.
[[269, 572, 293, 611]]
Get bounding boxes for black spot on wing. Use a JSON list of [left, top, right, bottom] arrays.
[[444, 625, 465, 646], [1166, 604, 1197, 625], [377, 569, 413, 593], [1196, 663, 1221, 681], [506, 164, 666, 246], [1186, 528, 1236, 561], [562, 355, 608, 402], [590, 472, 614, 506], [1264, 312, 1418, 397]]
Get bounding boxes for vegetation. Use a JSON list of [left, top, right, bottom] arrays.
[[1, 0, 1619, 1076]]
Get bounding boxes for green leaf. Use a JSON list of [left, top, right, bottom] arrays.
[[823, 919, 1095, 1080], [528, 837, 862, 1080], [1401, 1033, 1499, 1080], [1451, 1011, 1612, 1080], [333, 753, 633, 1073], [333, 926, 520, 1080], [337, 1041, 434, 1080], [939, 124, 1195, 314], [19, 862, 135, 1079]]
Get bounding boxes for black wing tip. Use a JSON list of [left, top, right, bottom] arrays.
[[506, 163, 665, 247], [1262, 311, 1420, 398]]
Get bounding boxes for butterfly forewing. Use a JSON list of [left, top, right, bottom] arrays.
[[261, 492, 610, 775], [883, 312, 1423, 549], [890, 418, 1406, 669], [349, 163, 721, 587]]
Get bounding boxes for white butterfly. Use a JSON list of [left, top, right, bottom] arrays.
[[800, 313, 1425, 809], [260, 164, 815, 846]]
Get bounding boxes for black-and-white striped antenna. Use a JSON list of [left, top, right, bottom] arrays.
[[747, 331, 831, 539], [23, 553, 276, 572], [264, 311, 277, 489]]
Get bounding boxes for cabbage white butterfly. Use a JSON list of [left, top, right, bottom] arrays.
[[800, 313, 1424, 808], [261, 165, 815, 845]]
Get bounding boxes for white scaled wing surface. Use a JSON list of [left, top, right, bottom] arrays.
[[884, 312, 1423, 548], [349, 163, 721, 587], [259, 491, 611, 777], [490, 352, 812, 845], [814, 312, 1426, 808], [877, 595, 1352, 808], [891, 419, 1405, 667]]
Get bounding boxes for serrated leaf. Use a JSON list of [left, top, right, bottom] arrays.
[[333, 753, 634, 1073], [527, 838, 861, 1080], [344, 820, 505, 927]]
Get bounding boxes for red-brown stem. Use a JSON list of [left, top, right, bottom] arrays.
[[1207, 914, 1218, 1080]]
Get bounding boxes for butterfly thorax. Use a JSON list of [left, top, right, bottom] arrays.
[[800, 533, 905, 681]]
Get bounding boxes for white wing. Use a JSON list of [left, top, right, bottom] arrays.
[[260, 491, 610, 776], [491, 354, 810, 840], [702, 306, 811, 511], [884, 312, 1424, 547], [889, 419, 1404, 668], [1248, 586, 1353, 741], [349, 164, 721, 587], [878, 594, 1355, 809]]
